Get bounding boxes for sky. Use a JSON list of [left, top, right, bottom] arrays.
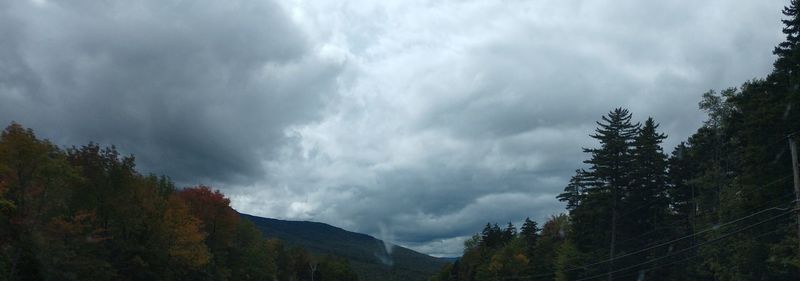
[[0, 0, 787, 257]]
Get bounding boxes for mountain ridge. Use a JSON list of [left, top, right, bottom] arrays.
[[240, 213, 448, 281]]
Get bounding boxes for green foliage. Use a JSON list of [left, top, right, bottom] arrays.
[[433, 215, 568, 281], [317, 255, 359, 281], [228, 220, 277, 280], [554, 239, 586, 281], [429, 262, 455, 281]]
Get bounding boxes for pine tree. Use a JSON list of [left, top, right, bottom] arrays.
[[625, 118, 669, 242], [622, 117, 672, 278], [773, 0, 800, 80], [667, 142, 695, 226], [481, 223, 504, 248], [503, 222, 517, 243], [568, 108, 639, 279], [558, 169, 590, 211], [519, 218, 540, 258], [770, 0, 800, 143]]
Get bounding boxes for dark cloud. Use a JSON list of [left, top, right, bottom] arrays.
[[237, 0, 785, 257], [0, 0, 343, 184], [0, 0, 788, 257]]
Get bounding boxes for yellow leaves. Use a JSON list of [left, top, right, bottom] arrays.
[[488, 255, 504, 273], [0, 198, 13, 211], [513, 253, 529, 265], [162, 195, 210, 269], [46, 211, 97, 236], [178, 185, 239, 250], [0, 182, 13, 212], [487, 241, 529, 278]]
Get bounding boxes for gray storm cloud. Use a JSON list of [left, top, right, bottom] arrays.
[[233, 0, 786, 257], [0, 0, 343, 184], [0, 0, 787, 257]]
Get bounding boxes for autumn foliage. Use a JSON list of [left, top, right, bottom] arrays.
[[0, 123, 357, 281], [178, 185, 239, 252]]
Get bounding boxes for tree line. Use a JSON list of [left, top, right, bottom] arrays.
[[432, 0, 800, 280], [0, 123, 358, 281]]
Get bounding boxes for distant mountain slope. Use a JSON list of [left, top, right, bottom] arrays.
[[240, 213, 448, 281]]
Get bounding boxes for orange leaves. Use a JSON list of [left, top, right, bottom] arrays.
[[178, 185, 232, 210], [36, 211, 117, 279], [45, 211, 108, 244], [513, 253, 529, 265], [161, 195, 210, 269], [178, 185, 239, 250]]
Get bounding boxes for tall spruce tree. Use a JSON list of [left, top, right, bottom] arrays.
[[773, 0, 800, 81], [519, 218, 540, 256], [771, 0, 800, 142], [558, 169, 590, 212], [623, 118, 671, 278], [565, 108, 639, 279], [625, 118, 669, 243], [667, 142, 695, 229]]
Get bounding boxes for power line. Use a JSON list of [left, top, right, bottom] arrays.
[[589, 175, 793, 269], [506, 207, 793, 281], [612, 222, 792, 281], [609, 250, 701, 281], [615, 175, 792, 246], [576, 208, 794, 280], [574, 208, 795, 281], [566, 200, 794, 274], [506, 198, 796, 280], [765, 129, 800, 149]]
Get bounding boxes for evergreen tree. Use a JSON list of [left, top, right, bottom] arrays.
[[531, 214, 570, 279], [667, 142, 695, 228], [622, 117, 671, 278], [481, 223, 504, 248], [773, 0, 800, 81], [569, 108, 639, 278], [557, 169, 590, 211], [519, 218, 540, 256], [770, 0, 800, 142], [554, 239, 585, 281], [625, 118, 669, 242], [502, 222, 517, 243]]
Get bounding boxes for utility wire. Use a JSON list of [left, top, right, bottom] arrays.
[[505, 208, 794, 281], [494, 127, 800, 281], [615, 217, 793, 281], [514, 198, 796, 280], [616, 175, 792, 246], [765, 128, 800, 149], [566, 200, 794, 273], [573, 208, 795, 281], [609, 250, 701, 281]]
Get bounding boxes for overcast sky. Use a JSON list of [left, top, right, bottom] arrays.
[[0, 0, 787, 257]]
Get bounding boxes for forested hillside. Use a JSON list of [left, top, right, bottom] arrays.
[[0, 124, 358, 281], [242, 214, 447, 281], [431, 1, 800, 280]]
